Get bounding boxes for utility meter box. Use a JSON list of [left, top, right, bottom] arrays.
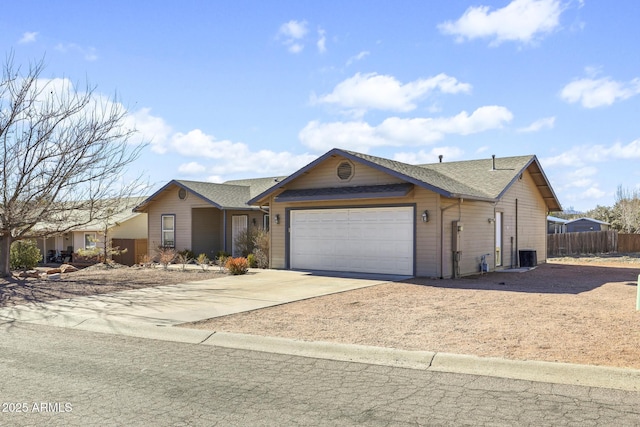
[[452, 221, 463, 252]]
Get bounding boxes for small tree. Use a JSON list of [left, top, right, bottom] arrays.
[[9, 239, 41, 270], [233, 228, 258, 257], [613, 186, 640, 233], [253, 228, 270, 268]]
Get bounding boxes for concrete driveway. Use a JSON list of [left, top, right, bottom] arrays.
[[0, 269, 404, 328]]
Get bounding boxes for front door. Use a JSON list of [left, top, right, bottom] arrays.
[[231, 215, 248, 257]]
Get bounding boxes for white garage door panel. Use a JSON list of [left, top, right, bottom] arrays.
[[290, 207, 414, 275]]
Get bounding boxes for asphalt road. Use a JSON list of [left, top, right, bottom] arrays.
[[1, 322, 639, 426]]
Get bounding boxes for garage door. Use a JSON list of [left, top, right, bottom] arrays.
[[290, 207, 414, 275]]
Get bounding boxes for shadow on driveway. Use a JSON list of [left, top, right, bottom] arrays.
[[404, 262, 640, 295]]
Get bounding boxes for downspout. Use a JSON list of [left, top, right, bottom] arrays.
[[515, 198, 518, 267], [440, 199, 462, 279]]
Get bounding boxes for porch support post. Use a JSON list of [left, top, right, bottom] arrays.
[[223, 210, 227, 254]]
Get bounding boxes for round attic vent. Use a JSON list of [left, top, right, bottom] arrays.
[[178, 188, 187, 200], [337, 161, 353, 181]]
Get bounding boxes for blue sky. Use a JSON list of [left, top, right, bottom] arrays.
[[2, 0, 640, 212]]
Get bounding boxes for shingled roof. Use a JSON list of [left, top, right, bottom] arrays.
[[249, 148, 561, 211], [133, 177, 286, 212]]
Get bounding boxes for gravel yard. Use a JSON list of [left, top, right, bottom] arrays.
[[184, 257, 640, 369]]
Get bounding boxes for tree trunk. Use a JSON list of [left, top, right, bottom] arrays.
[[0, 234, 12, 277]]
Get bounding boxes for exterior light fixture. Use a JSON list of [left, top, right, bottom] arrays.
[[422, 210, 429, 223], [488, 218, 496, 224], [274, 214, 280, 224]]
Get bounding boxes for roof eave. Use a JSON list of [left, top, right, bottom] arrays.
[[495, 156, 562, 212], [133, 180, 225, 212]]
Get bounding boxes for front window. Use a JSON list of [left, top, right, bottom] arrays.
[[263, 214, 270, 232], [84, 232, 97, 249], [162, 215, 175, 247]]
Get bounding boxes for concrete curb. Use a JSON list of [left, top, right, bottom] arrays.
[[202, 331, 437, 370], [8, 317, 637, 393], [429, 352, 640, 392]]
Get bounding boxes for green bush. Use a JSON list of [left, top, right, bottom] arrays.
[[225, 257, 248, 275], [10, 239, 42, 270], [247, 253, 257, 268]]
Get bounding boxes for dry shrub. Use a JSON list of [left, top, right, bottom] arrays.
[[156, 247, 176, 270], [225, 257, 248, 275]]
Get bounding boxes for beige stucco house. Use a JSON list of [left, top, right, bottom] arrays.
[[249, 148, 561, 278]]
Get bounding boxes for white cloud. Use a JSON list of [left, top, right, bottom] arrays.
[[543, 139, 640, 167], [279, 20, 308, 39], [19, 32, 38, 44], [278, 20, 308, 53], [438, 0, 563, 46], [55, 43, 98, 61], [517, 116, 555, 132], [560, 166, 598, 189], [346, 51, 369, 67], [124, 106, 318, 178], [178, 162, 206, 174], [580, 186, 606, 199], [299, 106, 513, 152], [560, 75, 640, 108], [315, 72, 472, 114], [393, 146, 465, 164], [125, 108, 173, 148], [317, 28, 327, 53]]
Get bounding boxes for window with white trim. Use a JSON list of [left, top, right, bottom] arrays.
[[84, 232, 97, 249], [161, 215, 175, 247]]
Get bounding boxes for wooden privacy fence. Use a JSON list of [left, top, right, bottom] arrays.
[[618, 233, 640, 253], [547, 230, 617, 256], [111, 238, 148, 266], [547, 230, 640, 257]]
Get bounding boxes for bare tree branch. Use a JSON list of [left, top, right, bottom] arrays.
[[0, 55, 148, 276]]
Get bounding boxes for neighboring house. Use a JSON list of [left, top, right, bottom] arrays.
[[133, 178, 285, 258], [36, 197, 148, 263], [565, 217, 610, 233], [249, 148, 562, 278], [547, 216, 568, 234]]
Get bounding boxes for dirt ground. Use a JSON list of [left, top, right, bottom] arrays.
[[185, 256, 640, 370], [0, 264, 225, 307], [2, 257, 639, 369]]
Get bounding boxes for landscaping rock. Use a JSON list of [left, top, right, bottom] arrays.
[[17, 270, 41, 279], [59, 264, 78, 273]]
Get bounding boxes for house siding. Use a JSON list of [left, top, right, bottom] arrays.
[[288, 155, 405, 190], [268, 159, 550, 278], [495, 169, 548, 269], [192, 207, 221, 257], [110, 214, 148, 239], [268, 157, 440, 277], [147, 186, 209, 254]]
